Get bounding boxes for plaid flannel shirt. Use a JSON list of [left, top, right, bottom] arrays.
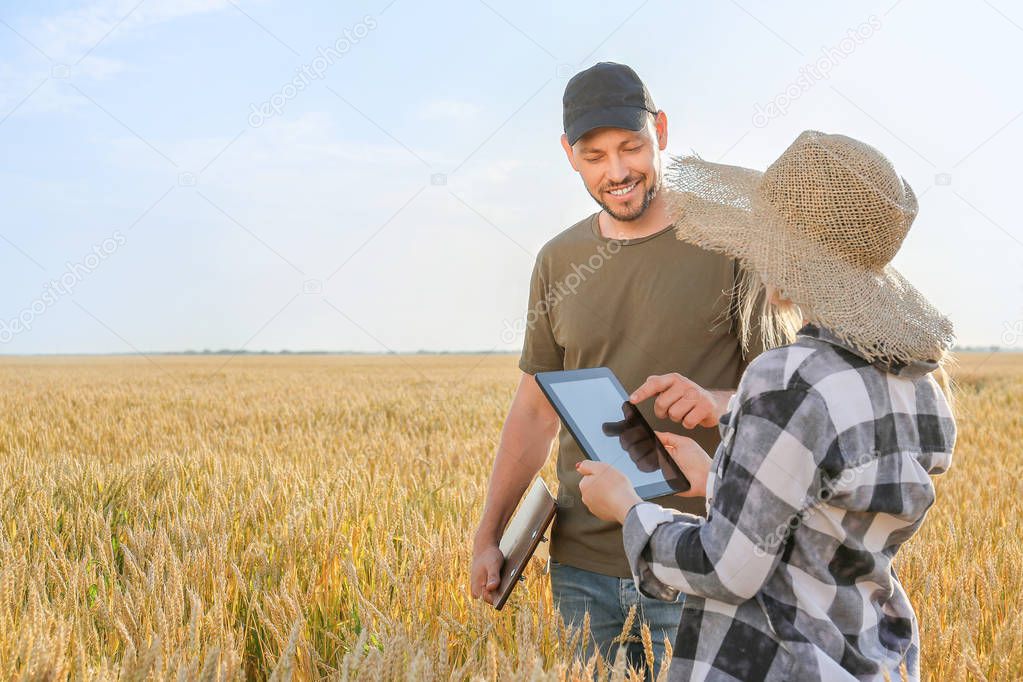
[[622, 323, 956, 681]]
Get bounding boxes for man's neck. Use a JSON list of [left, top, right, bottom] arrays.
[[597, 194, 675, 240]]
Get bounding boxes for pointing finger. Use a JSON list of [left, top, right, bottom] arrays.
[[629, 374, 674, 404]]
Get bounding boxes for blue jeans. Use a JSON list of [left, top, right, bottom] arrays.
[[548, 557, 683, 678]]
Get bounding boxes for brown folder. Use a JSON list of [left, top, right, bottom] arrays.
[[493, 477, 558, 610]]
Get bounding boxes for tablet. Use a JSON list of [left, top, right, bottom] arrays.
[[535, 367, 691, 499]]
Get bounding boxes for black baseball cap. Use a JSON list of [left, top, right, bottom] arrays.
[[563, 62, 658, 146]]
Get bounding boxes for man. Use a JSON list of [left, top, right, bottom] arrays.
[[469, 62, 763, 675]]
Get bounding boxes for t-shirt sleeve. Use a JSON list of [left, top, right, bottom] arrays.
[[517, 253, 564, 374]]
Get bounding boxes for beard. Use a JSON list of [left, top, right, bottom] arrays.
[[592, 173, 661, 222]]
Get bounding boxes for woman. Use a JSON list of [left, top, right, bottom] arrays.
[[576, 130, 957, 681]]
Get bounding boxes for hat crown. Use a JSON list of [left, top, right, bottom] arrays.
[[757, 131, 918, 270], [562, 62, 657, 145]]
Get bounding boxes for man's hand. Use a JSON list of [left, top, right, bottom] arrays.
[[630, 373, 731, 429], [656, 431, 712, 498], [576, 460, 643, 524], [469, 544, 505, 604]]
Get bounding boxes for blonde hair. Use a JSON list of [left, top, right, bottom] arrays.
[[931, 351, 957, 413], [729, 264, 803, 359]]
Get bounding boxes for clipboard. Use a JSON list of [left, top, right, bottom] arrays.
[[493, 477, 558, 610]]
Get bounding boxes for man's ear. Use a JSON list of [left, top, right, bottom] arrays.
[[653, 111, 668, 151], [561, 133, 579, 171]]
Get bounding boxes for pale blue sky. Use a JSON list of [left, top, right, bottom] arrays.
[[1, 0, 1021, 354]]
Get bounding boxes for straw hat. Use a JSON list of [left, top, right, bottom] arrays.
[[663, 130, 954, 365]]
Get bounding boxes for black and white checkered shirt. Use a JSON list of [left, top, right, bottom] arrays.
[[622, 323, 956, 681]]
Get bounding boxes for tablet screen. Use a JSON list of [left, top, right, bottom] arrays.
[[545, 374, 689, 495]]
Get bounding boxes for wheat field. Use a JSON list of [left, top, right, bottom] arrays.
[[0, 352, 1020, 680]]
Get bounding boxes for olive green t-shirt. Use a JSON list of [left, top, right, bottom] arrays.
[[519, 211, 762, 578]]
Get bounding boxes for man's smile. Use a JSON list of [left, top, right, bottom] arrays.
[[606, 180, 639, 198]]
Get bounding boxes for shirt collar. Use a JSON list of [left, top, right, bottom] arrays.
[[796, 322, 939, 378]]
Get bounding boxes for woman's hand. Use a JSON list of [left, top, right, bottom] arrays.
[[630, 373, 731, 429], [656, 431, 712, 498], [576, 460, 643, 524]]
